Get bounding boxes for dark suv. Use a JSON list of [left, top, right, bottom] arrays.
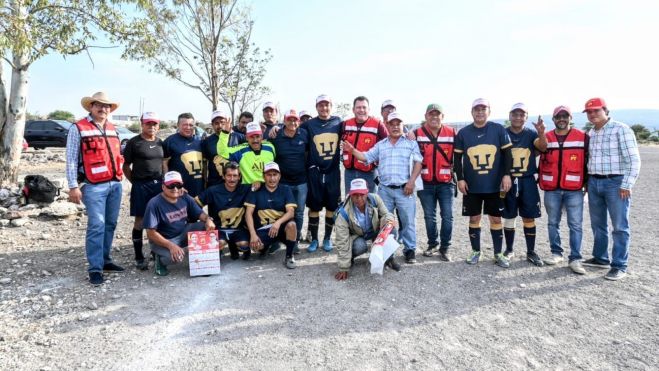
[[24, 120, 73, 149]]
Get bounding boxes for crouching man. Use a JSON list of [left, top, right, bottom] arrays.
[[244, 162, 298, 269], [143, 171, 216, 276], [334, 179, 400, 281]]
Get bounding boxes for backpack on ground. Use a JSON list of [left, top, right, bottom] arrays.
[[22, 175, 59, 204]]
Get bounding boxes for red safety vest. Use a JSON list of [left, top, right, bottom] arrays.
[[539, 129, 586, 191], [75, 118, 123, 184], [342, 117, 381, 172], [415, 125, 455, 183]]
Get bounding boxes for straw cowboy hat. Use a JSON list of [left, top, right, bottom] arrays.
[[80, 92, 120, 113]]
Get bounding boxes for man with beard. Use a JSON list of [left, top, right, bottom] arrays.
[[163, 113, 204, 197], [234, 111, 254, 134], [202, 109, 245, 186]]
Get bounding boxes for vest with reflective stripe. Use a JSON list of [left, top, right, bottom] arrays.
[[75, 118, 123, 184], [539, 129, 586, 191], [414, 125, 455, 183], [342, 117, 381, 172]]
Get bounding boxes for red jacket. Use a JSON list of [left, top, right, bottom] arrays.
[[539, 129, 586, 191], [415, 125, 455, 183], [342, 117, 382, 172], [75, 118, 123, 184]]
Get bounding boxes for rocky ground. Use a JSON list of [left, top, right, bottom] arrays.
[[0, 147, 657, 370]]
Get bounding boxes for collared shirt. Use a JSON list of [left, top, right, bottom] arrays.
[[353, 205, 373, 236], [588, 119, 641, 190], [364, 136, 423, 186]]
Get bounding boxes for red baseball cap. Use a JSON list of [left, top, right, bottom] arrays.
[[553, 105, 571, 117], [583, 97, 607, 112]]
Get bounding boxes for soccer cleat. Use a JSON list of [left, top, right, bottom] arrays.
[[494, 253, 510, 268], [154, 255, 169, 276], [308, 240, 319, 253], [526, 252, 544, 267], [284, 256, 296, 269], [322, 239, 333, 252], [466, 250, 481, 265]]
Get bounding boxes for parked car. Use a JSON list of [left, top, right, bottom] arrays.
[[116, 126, 138, 154], [23, 120, 72, 149]]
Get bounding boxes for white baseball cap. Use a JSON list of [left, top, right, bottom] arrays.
[[211, 109, 229, 121], [245, 122, 262, 136], [141, 112, 160, 124], [299, 110, 312, 118], [316, 94, 332, 104], [472, 98, 490, 108], [348, 178, 369, 196], [387, 112, 403, 123], [264, 162, 280, 173], [510, 103, 528, 113], [381, 99, 396, 109], [163, 171, 183, 186], [262, 101, 277, 110], [284, 109, 299, 120]]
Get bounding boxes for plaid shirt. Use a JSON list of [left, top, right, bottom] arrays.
[[364, 136, 423, 186], [588, 119, 641, 190]]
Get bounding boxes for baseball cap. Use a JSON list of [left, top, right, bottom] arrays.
[[262, 101, 277, 110], [299, 110, 312, 118], [163, 171, 183, 186], [381, 99, 396, 109], [510, 103, 528, 113], [472, 98, 490, 108], [387, 112, 403, 123], [141, 112, 160, 124], [316, 94, 332, 104], [583, 97, 606, 112], [348, 178, 369, 196], [245, 122, 262, 136], [553, 105, 572, 117], [426, 103, 443, 114], [264, 161, 280, 173], [284, 109, 299, 121], [211, 109, 229, 121]]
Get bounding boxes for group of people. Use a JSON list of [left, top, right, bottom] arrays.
[[66, 91, 641, 285]]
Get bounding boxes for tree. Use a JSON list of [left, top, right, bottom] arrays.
[[0, 1, 157, 186], [334, 102, 352, 119], [47, 110, 75, 122], [130, 0, 272, 117], [630, 124, 651, 141], [582, 121, 594, 132]]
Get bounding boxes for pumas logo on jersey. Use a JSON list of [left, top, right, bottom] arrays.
[[511, 148, 531, 176], [181, 151, 203, 177], [467, 144, 497, 174], [313, 133, 339, 160]]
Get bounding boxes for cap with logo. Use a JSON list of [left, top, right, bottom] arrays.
[[348, 178, 369, 196], [264, 161, 280, 173], [553, 105, 572, 117], [284, 109, 299, 121], [211, 109, 229, 121], [426, 103, 443, 114], [141, 112, 160, 124], [262, 101, 277, 111], [472, 98, 490, 108], [583, 97, 606, 112], [245, 122, 263, 136], [510, 102, 528, 113], [387, 112, 403, 123], [163, 171, 183, 186], [381, 99, 396, 109], [316, 94, 332, 104]]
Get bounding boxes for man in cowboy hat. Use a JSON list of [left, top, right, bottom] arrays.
[[66, 91, 125, 285]]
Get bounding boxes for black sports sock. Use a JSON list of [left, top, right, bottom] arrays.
[[524, 224, 536, 253], [132, 228, 144, 261], [468, 226, 481, 252], [309, 216, 319, 241], [491, 228, 504, 255], [324, 216, 334, 241], [504, 227, 515, 252], [284, 240, 296, 258]]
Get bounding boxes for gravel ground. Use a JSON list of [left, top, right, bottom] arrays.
[[1, 147, 658, 370]]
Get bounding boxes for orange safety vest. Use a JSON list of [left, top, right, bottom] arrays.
[[342, 117, 381, 172], [539, 129, 586, 191], [415, 125, 455, 183], [75, 118, 123, 184]]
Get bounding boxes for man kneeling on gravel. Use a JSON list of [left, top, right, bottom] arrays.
[[334, 179, 400, 281], [143, 171, 216, 276]]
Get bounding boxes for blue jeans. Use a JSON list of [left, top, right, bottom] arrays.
[[352, 230, 378, 257], [344, 168, 377, 193], [417, 183, 454, 250], [544, 190, 583, 262], [283, 182, 307, 241], [150, 222, 205, 266], [588, 176, 631, 271], [81, 181, 122, 272], [378, 186, 416, 251]]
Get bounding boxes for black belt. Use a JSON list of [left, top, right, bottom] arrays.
[[591, 174, 622, 179], [383, 184, 406, 189]]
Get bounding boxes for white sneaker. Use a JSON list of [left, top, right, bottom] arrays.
[[544, 254, 564, 266], [569, 260, 586, 275]]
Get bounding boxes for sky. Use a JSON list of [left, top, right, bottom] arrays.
[[11, 0, 659, 125]]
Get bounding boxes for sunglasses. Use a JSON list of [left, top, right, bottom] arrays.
[[554, 114, 570, 120], [165, 183, 184, 190]]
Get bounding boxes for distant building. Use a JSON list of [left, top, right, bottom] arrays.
[[111, 114, 140, 127]]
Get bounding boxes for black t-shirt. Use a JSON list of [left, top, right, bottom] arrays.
[[123, 135, 164, 181]]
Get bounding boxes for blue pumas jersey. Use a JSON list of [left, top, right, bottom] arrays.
[[195, 184, 251, 228], [506, 127, 538, 178], [455, 121, 512, 193], [245, 185, 296, 229], [163, 133, 204, 196], [302, 116, 342, 173]]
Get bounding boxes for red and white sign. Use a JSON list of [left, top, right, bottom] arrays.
[[188, 230, 221, 276]]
